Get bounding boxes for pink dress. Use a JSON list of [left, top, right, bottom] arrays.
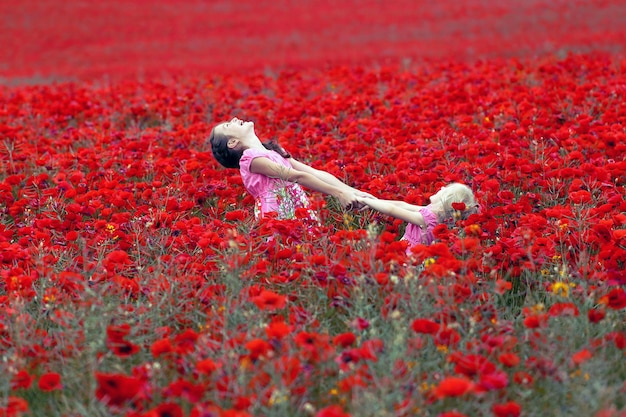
[[401, 207, 439, 254], [239, 148, 314, 220]]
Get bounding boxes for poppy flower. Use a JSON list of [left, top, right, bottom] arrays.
[[144, 402, 184, 417], [333, 332, 357, 348], [316, 405, 351, 417], [151, 338, 174, 358], [523, 313, 548, 329], [476, 370, 509, 392], [251, 290, 287, 311], [38, 372, 62, 392], [438, 412, 469, 417], [411, 319, 441, 334], [492, 401, 522, 417], [265, 320, 292, 339], [588, 308, 606, 323], [95, 372, 143, 406], [571, 349, 593, 365], [548, 302, 579, 317], [107, 340, 141, 357], [498, 353, 521, 368], [11, 370, 33, 390], [1, 396, 29, 416], [602, 288, 626, 310], [245, 338, 273, 361], [196, 358, 220, 375], [450, 353, 496, 377], [163, 379, 205, 403], [434, 376, 474, 399]]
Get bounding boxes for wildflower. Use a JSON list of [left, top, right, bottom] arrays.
[[316, 405, 351, 417], [151, 338, 174, 358], [245, 338, 272, 361], [411, 318, 441, 334], [438, 412, 469, 417], [333, 332, 357, 348], [495, 279, 512, 295], [38, 372, 62, 392], [492, 401, 522, 417], [11, 370, 33, 390], [1, 397, 29, 416], [600, 288, 626, 310], [145, 402, 184, 417], [498, 353, 521, 368], [251, 289, 287, 311], [434, 376, 474, 399], [476, 370, 509, 392], [95, 372, 143, 406], [571, 348, 593, 365], [587, 308, 606, 323], [265, 320, 292, 339], [196, 358, 220, 375], [551, 281, 570, 297]]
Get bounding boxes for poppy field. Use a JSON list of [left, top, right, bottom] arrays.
[[1, 1, 626, 417]]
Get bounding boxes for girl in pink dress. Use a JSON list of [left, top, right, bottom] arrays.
[[210, 117, 368, 220], [355, 183, 478, 254]]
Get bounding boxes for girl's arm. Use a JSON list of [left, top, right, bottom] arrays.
[[357, 197, 427, 227], [385, 200, 425, 212], [250, 157, 357, 208], [289, 158, 374, 198]]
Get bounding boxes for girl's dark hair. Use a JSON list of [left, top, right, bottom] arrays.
[[209, 126, 291, 169]]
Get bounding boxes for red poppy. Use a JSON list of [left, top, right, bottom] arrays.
[[498, 353, 520, 368], [38, 372, 62, 392], [316, 405, 351, 417], [108, 340, 141, 357], [151, 338, 174, 358], [95, 372, 143, 406], [245, 338, 272, 361], [265, 320, 292, 339], [144, 402, 184, 417], [476, 370, 509, 392], [523, 313, 548, 329], [434, 376, 474, 399], [163, 379, 205, 403], [548, 302, 579, 317], [492, 401, 522, 417], [196, 358, 220, 375], [173, 329, 199, 354], [10, 370, 33, 390], [438, 412, 469, 417], [513, 371, 534, 386], [602, 288, 626, 310], [333, 332, 357, 348], [411, 319, 441, 335], [495, 279, 513, 294], [588, 308, 606, 323], [251, 289, 287, 311], [1, 396, 29, 416], [571, 349, 593, 365], [435, 327, 461, 347], [450, 353, 496, 377]]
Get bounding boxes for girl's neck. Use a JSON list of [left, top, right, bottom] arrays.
[[242, 134, 265, 150], [427, 202, 447, 222]]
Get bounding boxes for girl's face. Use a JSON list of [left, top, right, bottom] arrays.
[[216, 117, 255, 140]]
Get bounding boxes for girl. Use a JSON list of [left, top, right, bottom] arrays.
[[356, 183, 479, 253], [210, 117, 367, 220]]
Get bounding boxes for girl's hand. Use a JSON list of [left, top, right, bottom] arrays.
[[350, 196, 370, 211], [338, 191, 359, 210]]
